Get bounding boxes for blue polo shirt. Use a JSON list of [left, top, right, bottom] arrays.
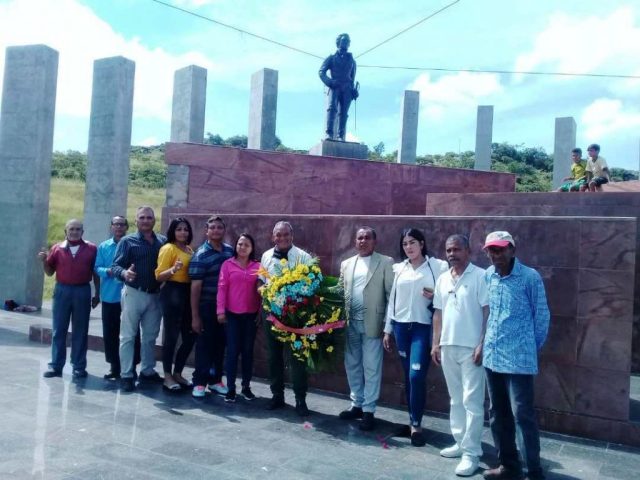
[[483, 259, 550, 375], [188, 241, 234, 304], [95, 237, 124, 303]]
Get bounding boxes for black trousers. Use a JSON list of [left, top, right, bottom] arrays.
[[102, 301, 140, 374], [160, 282, 196, 374]]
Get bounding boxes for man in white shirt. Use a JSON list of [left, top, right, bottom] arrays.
[[260, 221, 312, 416], [583, 143, 609, 192], [337, 227, 394, 431], [432, 234, 489, 477]]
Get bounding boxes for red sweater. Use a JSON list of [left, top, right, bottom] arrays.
[[46, 240, 97, 285]]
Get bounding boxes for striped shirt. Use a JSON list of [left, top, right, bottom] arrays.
[[111, 231, 167, 292], [483, 259, 550, 375], [188, 241, 234, 304]]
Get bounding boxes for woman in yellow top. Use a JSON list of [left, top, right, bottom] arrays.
[[155, 217, 195, 391]]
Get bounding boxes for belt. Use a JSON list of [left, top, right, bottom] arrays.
[[128, 284, 159, 294]]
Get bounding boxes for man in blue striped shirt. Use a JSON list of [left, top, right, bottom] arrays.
[[482, 231, 550, 480], [94, 216, 140, 380]]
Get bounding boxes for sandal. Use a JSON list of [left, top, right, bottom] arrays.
[[173, 373, 192, 388], [162, 382, 181, 392]]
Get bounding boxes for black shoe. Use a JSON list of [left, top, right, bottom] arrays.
[[295, 399, 310, 417], [72, 369, 88, 378], [120, 377, 135, 392], [240, 387, 256, 401], [104, 371, 120, 380], [225, 391, 237, 403], [43, 368, 62, 378], [411, 430, 426, 447], [339, 406, 363, 420], [266, 395, 285, 410], [359, 412, 375, 431], [139, 371, 163, 383], [393, 424, 411, 438]]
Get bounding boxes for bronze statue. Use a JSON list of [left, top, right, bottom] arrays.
[[319, 33, 358, 141]]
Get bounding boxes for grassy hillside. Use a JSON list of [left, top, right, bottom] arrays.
[[43, 178, 165, 299]]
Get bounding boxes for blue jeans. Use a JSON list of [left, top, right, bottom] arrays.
[[50, 283, 91, 372], [485, 368, 543, 477], [392, 321, 432, 427], [192, 301, 226, 387], [224, 311, 258, 392]]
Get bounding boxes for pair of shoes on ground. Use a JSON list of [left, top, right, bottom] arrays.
[[120, 377, 135, 392], [104, 371, 120, 380], [338, 406, 375, 431], [138, 371, 163, 384], [224, 387, 256, 403], [440, 444, 480, 476], [392, 424, 425, 447], [191, 380, 231, 398], [43, 368, 62, 378], [264, 395, 309, 416], [163, 373, 192, 392]]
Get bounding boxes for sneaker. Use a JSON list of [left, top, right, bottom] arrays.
[[208, 381, 228, 396], [120, 377, 135, 392], [192, 385, 206, 398], [72, 369, 88, 378], [338, 406, 363, 420], [455, 455, 479, 477], [43, 368, 62, 378], [295, 398, 310, 417], [440, 444, 463, 458], [266, 395, 285, 410], [225, 391, 236, 403], [359, 412, 375, 431], [240, 387, 256, 401], [139, 371, 163, 384]]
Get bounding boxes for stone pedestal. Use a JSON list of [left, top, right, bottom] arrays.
[[397, 90, 420, 164], [170, 65, 207, 143], [552, 117, 577, 190], [83, 56, 135, 244], [474, 105, 494, 171], [309, 139, 368, 160], [247, 68, 278, 151], [0, 45, 59, 307]]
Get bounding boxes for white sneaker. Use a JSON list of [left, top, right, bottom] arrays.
[[455, 455, 478, 477], [208, 381, 228, 395], [440, 444, 463, 458], [192, 385, 206, 398]]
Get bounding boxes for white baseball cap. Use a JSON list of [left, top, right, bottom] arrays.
[[483, 231, 515, 249]]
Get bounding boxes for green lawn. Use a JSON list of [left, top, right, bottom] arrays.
[[43, 178, 165, 299]]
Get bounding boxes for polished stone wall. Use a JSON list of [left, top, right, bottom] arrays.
[[166, 213, 638, 446]]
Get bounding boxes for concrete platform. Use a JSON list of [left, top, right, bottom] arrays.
[[2, 309, 640, 479]]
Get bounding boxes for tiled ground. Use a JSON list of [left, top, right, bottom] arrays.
[[1, 310, 639, 480]]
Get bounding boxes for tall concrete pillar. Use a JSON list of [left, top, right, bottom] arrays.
[[552, 117, 577, 190], [170, 65, 207, 143], [397, 90, 420, 164], [248, 68, 278, 150], [0, 45, 58, 307], [83, 56, 135, 244], [474, 105, 494, 171]]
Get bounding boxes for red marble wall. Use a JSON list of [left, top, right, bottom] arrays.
[[167, 213, 638, 446], [164, 143, 516, 216], [425, 192, 640, 374]]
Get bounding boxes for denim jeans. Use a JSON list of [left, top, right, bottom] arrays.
[[192, 301, 226, 387], [160, 282, 195, 374], [50, 283, 91, 372], [102, 301, 140, 374], [392, 321, 432, 427], [485, 368, 543, 477], [224, 311, 258, 392]]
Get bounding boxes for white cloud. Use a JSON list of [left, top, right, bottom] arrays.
[[0, 0, 216, 121], [408, 72, 502, 120], [581, 98, 640, 139], [138, 136, 160, 146], [514, 7, 640, 82]]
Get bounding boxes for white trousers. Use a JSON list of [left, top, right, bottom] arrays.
[[441, 345, 486, 458], [344, 320, 383, 413]]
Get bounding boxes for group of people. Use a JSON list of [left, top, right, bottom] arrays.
[[39, 211, 550, 479], [557, 143, 609, 192]]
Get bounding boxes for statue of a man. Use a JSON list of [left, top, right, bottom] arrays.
[[319, 33, 358, 141]]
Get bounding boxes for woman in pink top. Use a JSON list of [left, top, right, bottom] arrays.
[[217, 233, 261, 403]]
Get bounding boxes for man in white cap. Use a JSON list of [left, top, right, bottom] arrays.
[[481, 231, 550, 480]]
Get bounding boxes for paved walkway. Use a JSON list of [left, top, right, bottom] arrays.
[[1, 310, 639, 480]]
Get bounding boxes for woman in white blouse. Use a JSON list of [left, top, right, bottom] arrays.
[[383, 228, 448, 447]]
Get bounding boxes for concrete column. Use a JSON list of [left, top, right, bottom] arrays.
[[474, 105, 494, 171], [83, 56, 135, 244], [247, 68, 278, 150], [0, 45, 58, 307], [170, 65, 207, 143], [552, 117, 577, 190], [397, 90, 420, 164]]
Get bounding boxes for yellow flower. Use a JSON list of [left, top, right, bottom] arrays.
[[280, 258, 287, 266], [326, 346, 334, 353]]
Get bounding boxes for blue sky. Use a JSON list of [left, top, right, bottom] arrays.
[[1, 0, 640, 170]]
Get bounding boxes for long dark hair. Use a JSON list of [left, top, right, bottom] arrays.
[[166, 217, 193, 245], [399, 228, 428, 260], [233, 232, 257, 261]]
